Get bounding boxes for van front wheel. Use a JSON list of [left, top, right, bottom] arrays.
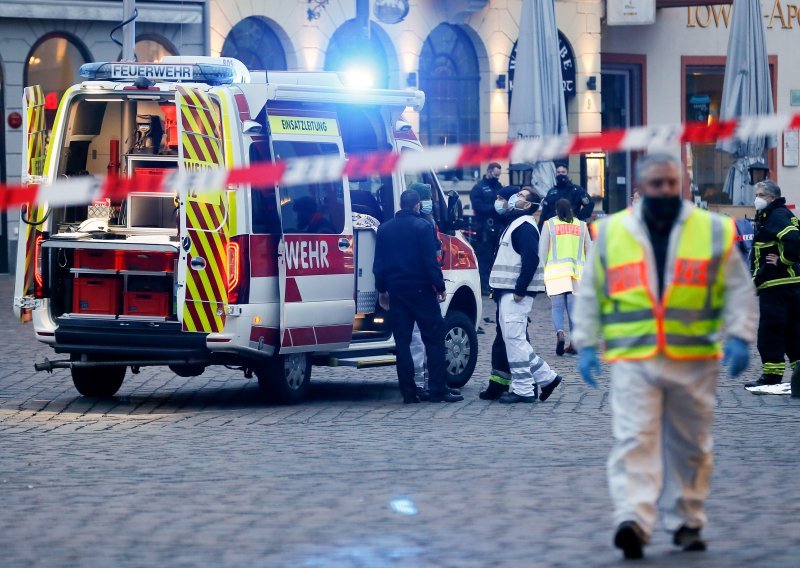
[[70, 360, 126, 398], [444, 311, 478, 388], [255, 353, 311, 404]]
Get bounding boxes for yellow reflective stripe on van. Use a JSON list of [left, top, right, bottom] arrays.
[[215, 89, 239, 234], [268, 115, 340, 136], [24, 86, 46, 177]]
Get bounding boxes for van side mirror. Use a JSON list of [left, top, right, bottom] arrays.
[[444, 189, 464, 232]]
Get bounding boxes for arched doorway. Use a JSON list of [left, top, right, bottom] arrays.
[[25, 33, 92, 133], [221, 16, 289, 71], [419, 23, 480, 180], [325, 19, 398, 89]]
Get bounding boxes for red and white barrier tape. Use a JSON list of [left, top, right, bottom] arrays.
[[2, 113, 799, 213]]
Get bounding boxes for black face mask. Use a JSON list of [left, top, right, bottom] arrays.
[[642, 195, 682, 225], [556, 174, 570, 186]]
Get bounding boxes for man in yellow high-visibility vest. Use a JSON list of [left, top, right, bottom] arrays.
[[572, 153, 757, 560]]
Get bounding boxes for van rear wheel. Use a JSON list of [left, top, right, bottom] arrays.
[[255, 353, 311, 404], [444, 310, 478, 388], [70, 359, 126, 398]]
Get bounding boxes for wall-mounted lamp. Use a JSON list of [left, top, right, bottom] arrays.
[[586, 76, 597, 91], [406, 72, 417, 88], [495, 74, 507, 90]]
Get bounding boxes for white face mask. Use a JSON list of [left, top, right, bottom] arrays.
[[494, 200, 507, 215], [754, 196, 768, 211]]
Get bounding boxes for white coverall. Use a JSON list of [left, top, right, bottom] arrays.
[[410, 323, 427, 390], [572, 201, 757, 538]]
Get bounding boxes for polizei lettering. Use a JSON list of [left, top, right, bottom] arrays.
[[281, 119, 329, 134], [286, 240, 329, 271], [111, 64, 194, 80]]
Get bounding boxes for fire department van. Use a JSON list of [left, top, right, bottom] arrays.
[[13, 57, 481, 402]]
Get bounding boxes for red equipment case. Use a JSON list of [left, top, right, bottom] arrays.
[[73, 276, 122, 315]]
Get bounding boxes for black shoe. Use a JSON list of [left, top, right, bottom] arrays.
[[673, 525, 706, 552], [564, 343, 578, 355], [539, 375, 563, 402], [614, 521, 645, 560], [556, 331, 565, 356], [403, 396, 420, 404], [448, 387, 461, 396], [428, 392, 464, 403], [477, 326, 486, 335], [744, 375, 782, 388], [498, 392, 536, 404], [416, 387, 429, 401]]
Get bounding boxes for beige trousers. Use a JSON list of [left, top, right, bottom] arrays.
[[608, 355, 718, 538]]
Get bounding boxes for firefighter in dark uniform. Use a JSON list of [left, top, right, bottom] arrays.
[[538, 163, 594, 231], [745, 180, 800, 393], [470, 162, 504, 295]]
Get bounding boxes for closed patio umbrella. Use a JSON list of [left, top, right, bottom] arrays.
[[508, 0, 568, 197], [716, 0, 774, 205]]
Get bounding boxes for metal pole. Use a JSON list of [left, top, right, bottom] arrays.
[[122, 0, 136, 61], [356, 0, 370, 40]]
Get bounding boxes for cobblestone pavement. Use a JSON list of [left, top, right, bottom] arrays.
[[1, 274, 798, 567]]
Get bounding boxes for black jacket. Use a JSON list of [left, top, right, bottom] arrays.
[[538, 182, 594, 230], [751, 197, 800, 290], [374, 210, 446, 295], [470, 176, 503, 221]]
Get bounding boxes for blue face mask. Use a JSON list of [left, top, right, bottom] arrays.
[[507, 193, 520, 210], [420, 200, 433, 215], [494, 200, 507, 215]]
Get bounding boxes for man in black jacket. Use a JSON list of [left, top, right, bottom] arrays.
[[745, 180, 800, 392], [374, 189, 464, 403], [538, 163, 594, 230], [486, 188, 562, 403], [470, 162, 504, 294]]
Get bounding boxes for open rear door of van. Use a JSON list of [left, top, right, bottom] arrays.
[[13, 85, 48, 322], [266, 109, 356, 353], [174, 85, 229, 333]]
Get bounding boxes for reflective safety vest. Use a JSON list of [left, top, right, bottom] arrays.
[[543, 218, 588, 284], [489, 215, 545, 292], [594, 207, 735, 361]]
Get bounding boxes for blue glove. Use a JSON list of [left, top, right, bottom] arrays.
[[578, 347, 601, 388], [723, 337, 750, 378]]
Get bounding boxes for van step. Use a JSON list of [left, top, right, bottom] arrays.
[[329, 354, 396, 368]]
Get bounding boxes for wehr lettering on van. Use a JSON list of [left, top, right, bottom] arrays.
[[111, 64, 193, 80], [286, 239, 329, 271]]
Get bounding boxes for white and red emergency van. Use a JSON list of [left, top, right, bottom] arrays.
[[13, 57, 481, 402]]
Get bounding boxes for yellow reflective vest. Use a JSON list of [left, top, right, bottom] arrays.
[[593, 207, 735, 361], [543, 218, 589, 294]]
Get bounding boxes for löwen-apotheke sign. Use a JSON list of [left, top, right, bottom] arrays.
[[508, 31, 577, 109]]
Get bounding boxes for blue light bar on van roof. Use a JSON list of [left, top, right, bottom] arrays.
[[79, 62, 237, 86]]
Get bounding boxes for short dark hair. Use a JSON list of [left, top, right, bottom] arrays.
[[756, 180, 781, 198], [487, 162, 502, 171], [400, 189, 421, 211]]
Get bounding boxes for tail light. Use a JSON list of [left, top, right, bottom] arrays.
[[34, 234, 44, 298], [227, 235, 249, 304]]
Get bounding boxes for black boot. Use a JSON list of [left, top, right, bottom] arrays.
[[744, 374, 782, 388], [479, 378, 509, 400], [614, 521, 646, 560], [673, 525, 706, 552]]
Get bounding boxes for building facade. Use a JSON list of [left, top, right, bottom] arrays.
[[0, 0, 207, 272]]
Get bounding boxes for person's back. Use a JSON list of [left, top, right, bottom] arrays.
[[375, 210, 443, 294]]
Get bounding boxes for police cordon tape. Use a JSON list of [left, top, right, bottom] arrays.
[[4, 112, 800, 213]]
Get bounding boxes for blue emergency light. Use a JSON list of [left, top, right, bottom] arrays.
[[79, 62, 238, 86]]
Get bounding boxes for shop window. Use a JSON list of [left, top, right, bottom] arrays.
[[419, 24, 480, 181], [221, 17, 288, 71], [25, 34, 91, 132], [134, 37, 176, 63]]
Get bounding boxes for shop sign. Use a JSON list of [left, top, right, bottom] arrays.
[[607, 0, 656, 26], [508, 31, 577, 106], [373, 0, 409, 24], [687, 1, 800, 29]]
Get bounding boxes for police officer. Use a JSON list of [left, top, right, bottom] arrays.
[[487, 188, 562, 403], [374, 189, 464, 404], [573, 153, 756, 559], [745, 180, 800, 394], [538, 163, 594, 231], [470, 162, 504, 294]]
